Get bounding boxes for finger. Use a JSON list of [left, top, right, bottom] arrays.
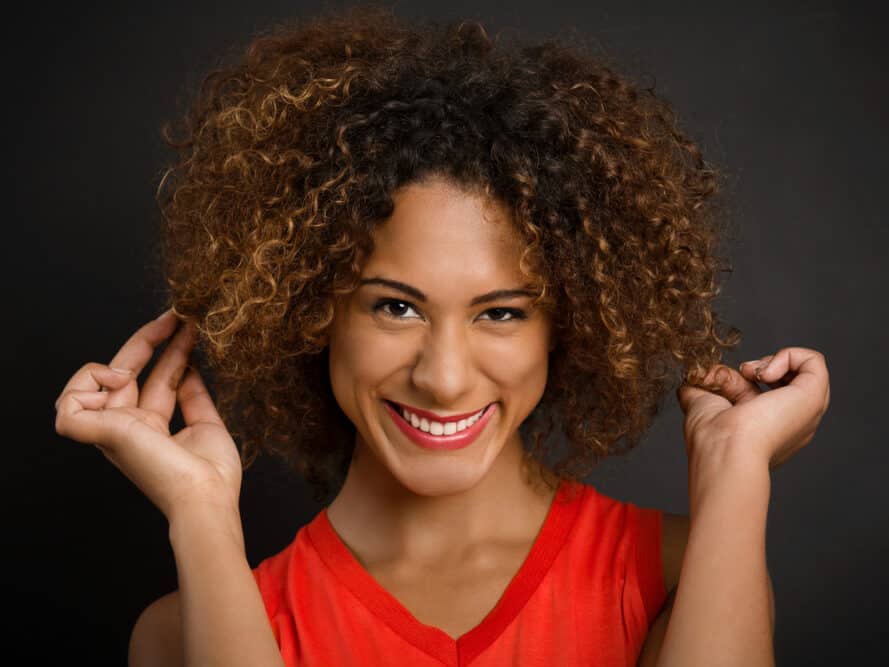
[[55, 386, 195, 472], [57, 389, 111, 414], [57, 401, 209, 517], [178, 367, 225, 427], [698, 364, 762, 405], [739, 356, 771, 380], [676, 382, 705, 415], [104, 309, 182, 410], [55, 389, 114, 444], [107, 308, 181, 374], [138, 321, 199, 422], [56, 364, 135, 410], [739, 357, 789, 390], [676, 381, 726, 418], [751, 347, 829, 399]]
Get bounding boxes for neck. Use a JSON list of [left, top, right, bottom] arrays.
[[325, 432, 559, 568]]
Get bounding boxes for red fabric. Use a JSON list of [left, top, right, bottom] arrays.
[[252, 479, 667, 666]]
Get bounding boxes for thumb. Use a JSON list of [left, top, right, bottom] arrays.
[[676, 382, 726, 418]]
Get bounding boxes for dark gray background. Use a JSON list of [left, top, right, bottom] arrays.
[[8, 1, 886, 664]]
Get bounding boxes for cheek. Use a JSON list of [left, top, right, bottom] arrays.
[[478, 332, 550, 396], [329, 314, 415, 396], [328, 310, 367, 417]]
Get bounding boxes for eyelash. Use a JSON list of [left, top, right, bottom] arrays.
[[372, 298, 528, 323]]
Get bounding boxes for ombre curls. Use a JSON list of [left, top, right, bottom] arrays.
[[156, 5, 740, 504]]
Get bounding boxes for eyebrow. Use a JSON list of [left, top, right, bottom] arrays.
[[358, 277, 537, 306]]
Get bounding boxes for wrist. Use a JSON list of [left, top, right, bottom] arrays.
[[687, 446, 771, 515], [168, 501, 246, 552]]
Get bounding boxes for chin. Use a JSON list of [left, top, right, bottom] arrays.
[[390, 463, 490, 497], [387, 430, 512, 497]]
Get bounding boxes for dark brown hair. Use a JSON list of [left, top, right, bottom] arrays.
[[156, 4, 740, 504]]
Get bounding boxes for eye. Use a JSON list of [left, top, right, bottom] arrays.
[[371, 299, 528, 323], [373, 299, 422, 320], [479, 307, 527, 322]]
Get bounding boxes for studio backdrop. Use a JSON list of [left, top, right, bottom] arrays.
[[7, 1, 886, 665]]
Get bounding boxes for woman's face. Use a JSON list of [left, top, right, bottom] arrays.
[[328, 176, 553, 497]]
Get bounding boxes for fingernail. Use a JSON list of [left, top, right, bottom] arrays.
[[155, 308, 175, 321], [740, 360, 757, 370], [110, 367, 132, 375], [754, 358, 772, 380]]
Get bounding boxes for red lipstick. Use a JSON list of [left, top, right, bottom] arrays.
[[383, 400, 496, 451], [387, 401, 485, 423]]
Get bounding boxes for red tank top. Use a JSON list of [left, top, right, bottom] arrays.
[[252, 479, 666, 666]]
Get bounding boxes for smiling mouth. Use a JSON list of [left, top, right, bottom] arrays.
[[384, 400, 492, 436], [382, 399, 497, 451]]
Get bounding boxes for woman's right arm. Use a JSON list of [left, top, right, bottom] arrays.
[[53, 310, 283, 667], [129, 504, 283, 667]]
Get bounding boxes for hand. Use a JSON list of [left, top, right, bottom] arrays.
[[54, 309, 243, 522], [676, 347, 831, 471]]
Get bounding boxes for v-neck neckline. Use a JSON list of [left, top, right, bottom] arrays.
[[305, 478, 586, 666]]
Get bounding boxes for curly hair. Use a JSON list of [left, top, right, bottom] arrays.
[[155, 4, 740, 505]]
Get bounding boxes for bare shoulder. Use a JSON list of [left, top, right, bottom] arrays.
[[128, 590, 183, 667], [660, 512, 690, 594]]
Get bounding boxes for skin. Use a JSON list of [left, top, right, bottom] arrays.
[[325, 175, 560, 570], [54, 174, 830, 665], [638, 348, 830, 665]]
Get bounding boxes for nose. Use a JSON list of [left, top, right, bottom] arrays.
[[410, 320, 478, 408]]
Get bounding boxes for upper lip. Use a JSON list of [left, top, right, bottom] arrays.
[[387, 400, 491, 423]]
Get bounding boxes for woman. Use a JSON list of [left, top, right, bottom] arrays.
[[54, 5, 829, 666]]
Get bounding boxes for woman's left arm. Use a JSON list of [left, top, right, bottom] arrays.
[[637, 510, 776, 667], [641, 347, 830, 667]]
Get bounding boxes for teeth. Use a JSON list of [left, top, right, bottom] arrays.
[[399, 405, 486, 436]]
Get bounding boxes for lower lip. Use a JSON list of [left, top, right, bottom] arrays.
[[383, 401, 497, 451]]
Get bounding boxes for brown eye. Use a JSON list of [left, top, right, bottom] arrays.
[[480, 308, 527, 322], [373, 299, 421, 319]]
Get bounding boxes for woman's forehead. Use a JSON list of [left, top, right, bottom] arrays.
[[368, 179, 526, 264]]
